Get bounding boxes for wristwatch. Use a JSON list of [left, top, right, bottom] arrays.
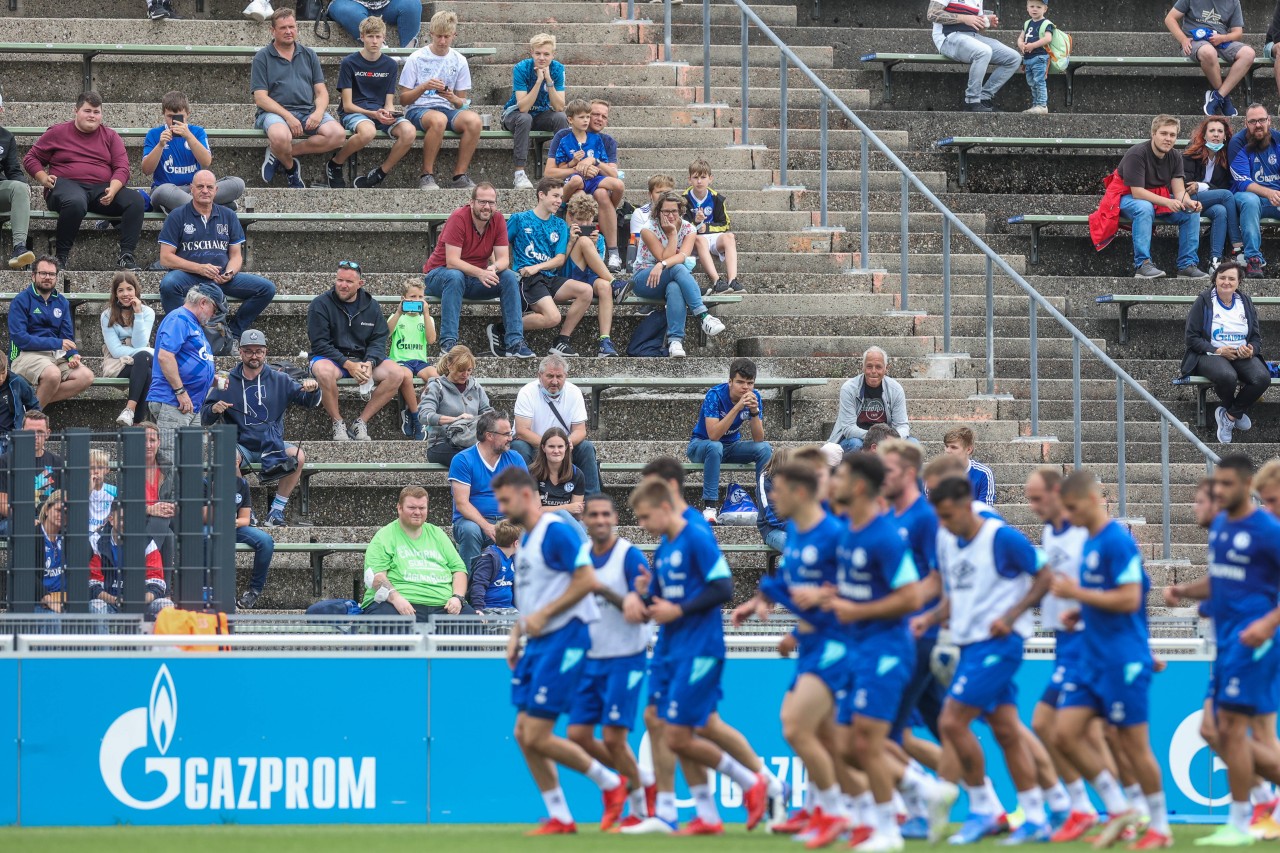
[[658, 259, 668, 268]]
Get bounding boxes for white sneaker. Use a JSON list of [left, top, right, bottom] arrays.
[[115, 407, 135, 427], [1237, 412, 1253, 431], [668, 340, 686, 358], [926, 781, 959, 844], [621, 816, 675, 834], [513, 172, 534, 190], [1216, 406, 1235, 444], [702, 506, 718, 524], [700, 313, 725, 337], [351, 419, 372, 441], [243, 0, 273, 21], [332, 420, 351, 442], [855, 832, 906, 853]]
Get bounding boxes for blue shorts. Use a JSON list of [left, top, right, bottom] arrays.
[[256, 110, 337, 135], [341, 113, 411, 135], [396, 359, 432, 376], [563, 255, 598, 284], [567, 173, 607, 195], [1058, 658, 1152, 727], [647, 656, 674, 708], [1214, 634, 1280, 716], [309, 355, 351, 378], [568, 651, 648, 729], [236, 442, 298, 467], [407, 105, 462, 132], [839, 634, 915, 725], [662, 655, 724, 728], [511, 618, 591, 720], [1039, 629, 1085, 708], [948, 634, 1023, 711], [792, 631, 852, 699]]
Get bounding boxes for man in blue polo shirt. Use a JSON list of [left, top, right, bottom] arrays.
[[448, 408, 528, 569], [686, 357, 773, 525], [157, 170, 276, 344], [148, 282, 218, 465]]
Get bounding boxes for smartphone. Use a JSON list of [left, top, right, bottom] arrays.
[[578, 224, 598, 238], [391, 110, 405, 119], [172, 117, 185, 124], [401, 300, 424, 313]]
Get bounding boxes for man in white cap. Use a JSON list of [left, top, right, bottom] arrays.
[[0, 95, 34, 270]]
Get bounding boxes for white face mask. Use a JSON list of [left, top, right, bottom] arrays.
[[1206, 141, 1225, 152]]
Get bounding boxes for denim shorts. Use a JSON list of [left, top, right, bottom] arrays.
[[341, 112, 411, 135], [255, 110, 337, 135], [407, 105, 461, 131]]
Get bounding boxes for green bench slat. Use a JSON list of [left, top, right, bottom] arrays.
[[935, 137, 1191, 187], [1008, 215, 1280, 266], [0, 291, 743, 310], [0, 43, 495, 58], [1173, 375, 1280, 429], [1097, 294, 1280, 343]]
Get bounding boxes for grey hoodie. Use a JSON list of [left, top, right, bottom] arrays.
[[419, 375, 492, 450], [826, 374, 911, 443]]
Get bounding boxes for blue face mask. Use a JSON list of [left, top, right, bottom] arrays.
[[1206, 141, 1225, 152]]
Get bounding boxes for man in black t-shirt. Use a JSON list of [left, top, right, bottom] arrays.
[[0, 410, 62, 535], [1117, 114, 1205, 279]]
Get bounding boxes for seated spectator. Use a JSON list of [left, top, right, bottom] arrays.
[[363, 485, 474, 619], [943, 426, 996, 505], [147, 284, 218, 465], [423, 184, 532, 358], [9, 256, 95, 409], [546, 100, 625, 272], [0, 95, 35, 270], [308, 260, 411, 442], [755, 447, 791, 553], [585, 100, 625, 271], [926, 1, 1020, 113], [530, 427, 586, 519], [684, 158, 741, 294], [88, 449, 117, 536], [630, 192, 726, 358], [1165, 0, 1253, 117], [824, 346, 910, 454], [100, 271, 155, 428], [0, 410, 61, 536], [37, 490, 66, 613], [0, 352, 39, 454], [449, 409, 527, 568], [329, 16, 417, 189], [563, 193, 624, 356], [1017, 0, 1053, 115], [89, 502, 171, 616], [202, 329, 322, 527], [686, 357, 773, 524], [1228, 103, 1280, 279], [158, 170, 277, 342], [1181, 261, 1268, 444], [512, 354, 600, 494], [420, 345, 491, 466], [1115, 115, 1204, 279], [1183, 116, 1242, 270], [143, 90, 246, 214], [229, 451, 274, 610], [398, 11, 481, 190], [388, 278, 438, 439], [859, 423, 901, 455], [252, 7, 345, 188], [630, 174, 691, 272], [23, 92, 144, 270], [467, 518, 520, 614], [502, 34, 568, 191], [137, 421, 178, 568], [328, 0, 423, 48]]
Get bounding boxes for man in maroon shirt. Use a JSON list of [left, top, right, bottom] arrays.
[[23, 92, 144, 272], [423, 182, 533, 358]]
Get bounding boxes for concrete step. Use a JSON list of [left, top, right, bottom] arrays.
[[738, 334, 1104, 359], [454, 1, 798, 26], [0, 0, 798, 17]]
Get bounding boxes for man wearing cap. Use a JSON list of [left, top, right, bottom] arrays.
[[148, 283, 219, 465], [201, 329, 322, 528], [157, 169, 277, 344], [0, 95, 35, 270]]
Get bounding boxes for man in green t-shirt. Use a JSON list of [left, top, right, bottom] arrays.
[[362, 485, 473, 619]]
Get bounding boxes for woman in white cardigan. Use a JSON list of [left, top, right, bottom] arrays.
[[823, 346, 911, 461], [99, 271, 156, 428]]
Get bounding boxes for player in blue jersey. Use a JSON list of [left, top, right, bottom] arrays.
[[1050, 470, 1169, 851], [493, 468, 628, 836], [566, 493, 653, 831]]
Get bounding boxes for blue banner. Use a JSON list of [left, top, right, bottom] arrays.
[[0, 660, 16, 827]]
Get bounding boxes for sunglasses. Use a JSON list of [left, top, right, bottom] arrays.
[[338, 260, 362, 272]]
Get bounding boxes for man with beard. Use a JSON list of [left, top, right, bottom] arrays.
[[1229, 102, 1280, 278]]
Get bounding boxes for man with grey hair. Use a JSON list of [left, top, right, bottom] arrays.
[[148, 283, 219, 464], [825, 345, 911, 455], [511, 353, 600, 492], [448, 408, 528, 568]]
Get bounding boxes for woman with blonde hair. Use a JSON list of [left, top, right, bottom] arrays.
[[419, 345, 492, 465]]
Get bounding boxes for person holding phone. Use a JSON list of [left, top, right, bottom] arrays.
[[143, 90, 246, 213], [926, 0, 1020, 112], [388, 278, 438, 440]]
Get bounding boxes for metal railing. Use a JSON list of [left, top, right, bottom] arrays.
[[682, 0, 1221, 558]]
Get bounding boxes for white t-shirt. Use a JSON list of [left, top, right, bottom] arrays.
[[1210, 294, 1249, 348], [630, 202, 653, 236], [398, 47, 471, 109], [514, 380, 589, 437]]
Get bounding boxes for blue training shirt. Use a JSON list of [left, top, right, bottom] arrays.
[[1229, 127, 1280, 193], [690, 383, 763, 445], [157, 202, 245, 268], [1079, 520, 1152, 667], [893, 494, 941, 640], [147, 307, 216, 408], [767, 512, 845, 632], [503, 58, 566, 115], [43, 530, 63, 595], [506, 209, 570, 272], [143, 124, 212, 188], [836, 512, 919, 642], [652, 518, 731, 659], [553, 130, 611, 166], [968, 460, 996, 506], [1207, 508, 1280, 645], [484, 546, 516, 609]]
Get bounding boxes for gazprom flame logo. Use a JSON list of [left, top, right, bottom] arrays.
[[1169, 709, 1229, 808], [100, 665, 182, 809]]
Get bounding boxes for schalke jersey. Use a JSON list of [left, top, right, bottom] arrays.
[[1207, 508, 1280, 645], [652, 518, 731, 660], [513, 512, 599, 635], [836, 512, 919, 642], [770, 512, 845, 631], [1040, 520, 1089, 632], [1079, 520, 1152, 667], [892, 495, 940, 639]]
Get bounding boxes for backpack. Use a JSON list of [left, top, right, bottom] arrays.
[[1046, 21, 1072, 73], [306, 598, 364, 615], [154, 607, 229, 652], [626, 309, 668, 357], [269, 361, 312, 383], [718, 482, 759, 526], [201, 290, 235, 357]]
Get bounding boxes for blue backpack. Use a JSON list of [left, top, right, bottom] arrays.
[[626, 310, 668, 357]]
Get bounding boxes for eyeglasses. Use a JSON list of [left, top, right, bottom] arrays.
[[1248, 118, 1272, 126], [473, 199, 497, 207], [33, 271, 57, 278], [487, 429, 515, 438], [338, 260, 362, 271]]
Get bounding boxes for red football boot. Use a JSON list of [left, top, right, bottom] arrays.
[[675, 817, 725, 836], [600, 779, 629, 831], [526, 818, 577, 835]]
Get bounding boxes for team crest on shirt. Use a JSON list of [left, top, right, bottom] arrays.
[[216, 224, 229, 236], [852, 548, 867, 568], [669, 551, 682, 567], [564, 483, 574, 493], [183, 223, 196, 235], [801, 545, 818, 565], [1234, 532, 1251, 551], [1085, 551, 1100, 570], [550, 233, 560, 244], [52, 308, 62, 318]]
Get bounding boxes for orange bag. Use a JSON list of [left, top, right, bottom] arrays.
[[154, 608, 230, 652]]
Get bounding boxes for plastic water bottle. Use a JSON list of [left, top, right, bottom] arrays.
[[358, 375, 374, 400]]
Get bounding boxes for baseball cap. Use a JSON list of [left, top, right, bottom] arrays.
[[193, 281, 224, 304], [239, 329, 267, 347]]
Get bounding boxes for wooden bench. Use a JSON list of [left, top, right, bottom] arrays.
[[935, 136, 1189, 188], [1007, 214, 1280, 265], [1171, 374, 1280, 429], [1094, 294, 1280, 344]]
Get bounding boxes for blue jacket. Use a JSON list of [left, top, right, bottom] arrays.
[[8, 284, 77, 359], [0, 374, 38, 436], [200, 362, 322, 456], [1229, 127, 1280, 193]]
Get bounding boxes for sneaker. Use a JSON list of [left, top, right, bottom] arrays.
[[769, 809, 812, 835], [1220, 94, 1239, 117], [1179, 265, 1209, 279], [702, 506, 718, 524], [504, 341, 536, 359], [1195, 825, 1255, 847], [668, 340, 686, 358], [1050, 811, 1097, 842], [526, 818, 577, 836], [1217, 406, 1236, 444], [1237, 412, 1253, 431], [1247, 256, 1265, 279], [8, 244, 35, 270], [115, 407, 135, 427], [703, 278, 722, 296], [675, 818, 723, 836], [437, 338, 457, 354], [601, 780, 629, 831], [326, 159, 346, 189], [802, 811, 850, 848], [265, 511, 287, 528], [286, 160, 305, 189], [1130, 829, 1175, 850], [768, 782, 790, 828], [1205, 89, 1223, 116], [400, 409, 420, 438], [998, 821, 1051, 845], [597, 336, 618, 357], [450, 174, 477, 190], [147, 0, 171, 19], [513, 172, 534, 190], [262, 149, 280, 183], [332, 419, 351, 441], [612, 278, 634, 304], [485, 323, 504, 358], [927, 781, 960, 844], [117, 253, 141, 271], [1023, 105, 1049, 114], [727, 277, 744, 293], [237, 589, 261, 610], [350, 419, 372, 441], [243, 0, 273, 20], [606, 249, 624, 273], [980, 98, 999, 112], [614, 815, 645, 831], [901, 817, 929, 840], [353, 168, 385, 189], [963, 101, 994, 113], [854, 831, 906, 853], [1250, 816, 1280, 840], [56, 255, 69, 272], [418, 174, 439, 191], [621, 816, 676, 834], [1091, 810, 1141, 849], [1210, 256, 1223, 274], [700, 313, 726, 336], [744, 773, 768, 830], [949, 814, 1004, 845], [549, 339, 580, 357], [1134, 260, 1166, 279]]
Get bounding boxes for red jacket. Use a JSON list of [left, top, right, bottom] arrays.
[[1088, 169, 1173, 252]]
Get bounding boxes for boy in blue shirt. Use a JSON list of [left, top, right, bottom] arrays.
[[1016, 0, 1054, 115], [501, 33, 569, 190], [684, 158, 741, 293], [467, 518, 520, 613], [687, 358, 773, 524], [550, 101, 625, 237], [142, 90, 245, 213], [943, 426, 996, 506]]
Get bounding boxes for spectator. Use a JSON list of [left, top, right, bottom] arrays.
[[100, 271, 155, 428], [502, 34, 568, 191], [89, 502, 171, 616], [328, 0, 423, 48], [943, 426, 996, 505], [1165, 0, 1253, 117], [630, 192, 726, 358], [229, 453, 274, 610], [23, 92, 144, 270], [1116, 114, 1204, 279], [1016, 0, 1053, 115], [308, 260, 411, 442], [37, 490, 65, 613], [202, 329, 323, 527], [397, 10, 480, 190], [388, 278, 438, 440], [0, 95, 35, 270], [1269, 3, 1280, 99], [755, 447, 791, 553], [362, 486, 473, 620], [448, 408, 527, 568], [9, 255, 96, 409], [684, 158, 741, 294], [506, 178, 597, 358], [468, 518, 520, 614], [143, 90, 245, 213], [563, 193, 624, 356], [859, 423, 901, 454], [420, 345, 492, 466], [1181, 261, 1268, 444], [423, 183, 532, 358], [329, 16, 418, 189], [157, 170, 277, 343], [926, 1, 1020, 112], [630, 174, 678, 267], [0, 410, 62, 537], [1228, 103, 1280, 279], [546, 100, 625, 273], [0, 352, 39, 453], [512, 354, 601, 494], [586, 100, 626, 271], [1184, 116, 1243, 270], [686, 357, 773, 524], [251, 7, 345, 189], [138, 421, 178, 568], [88, 449, 117, 536], [147, 284, 219, 466], [824, 346, 910, 453], [530, 427, 586, 519]]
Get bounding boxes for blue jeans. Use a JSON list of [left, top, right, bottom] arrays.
[[160, 270, 277, 337], [838, 436, 864, 453], [1193, 188, 1241, 259], [237, 524, 275, 594], [424, 267, 524, 350], [1234, 191, 1280, 262], [630, 264, 706, 341], [1118, 195, 1200, 270], [760, 526, 786, 554], [453, 516, 500, 570], [686, 438, 773, 504], [936, 30, 1022, 104], [511, 438, 601, 493], [1023, 54, 1048, 107], [328, 0, 422, 47]]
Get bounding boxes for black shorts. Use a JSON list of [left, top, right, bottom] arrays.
[[521, 272, 571, 311]]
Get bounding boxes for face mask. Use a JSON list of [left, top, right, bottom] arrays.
[[1206, 141, 1224, 152]]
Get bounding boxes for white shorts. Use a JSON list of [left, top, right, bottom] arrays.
[[701, 231, 728, 260]]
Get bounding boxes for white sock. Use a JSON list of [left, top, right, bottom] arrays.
[[1230, 800, 1253, 834], [656, 791, 678, 824], [640, 768, 656, 788], [1146, 790, 1169, 835], [1067, 778, 1096, 815], [1046, 780, 1071, 814], [983, 777, 1002, 814], [1090, 770, 1128, 816], [541, 786, 573, 823], [585, 759, 622, 791], [964, 782, 996, 816], [817, 784, 843, 816], [514, 169, 527, 178], [891, 789, 908, 817], [1017, 788, 1047, 826], [1125, 783, 1151, 820], [804, 780, 817, 811], [900, 762, 940, 801], [876, 801, 899, 834], [628, 786, 647, 818], [855, 791, 876, 826], [691, 784, 721, 824], [842, 794, 859, 820], [1252, 783, 1274, 805], [759, 763, 785, 798], [715, 753, 759, 790]]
